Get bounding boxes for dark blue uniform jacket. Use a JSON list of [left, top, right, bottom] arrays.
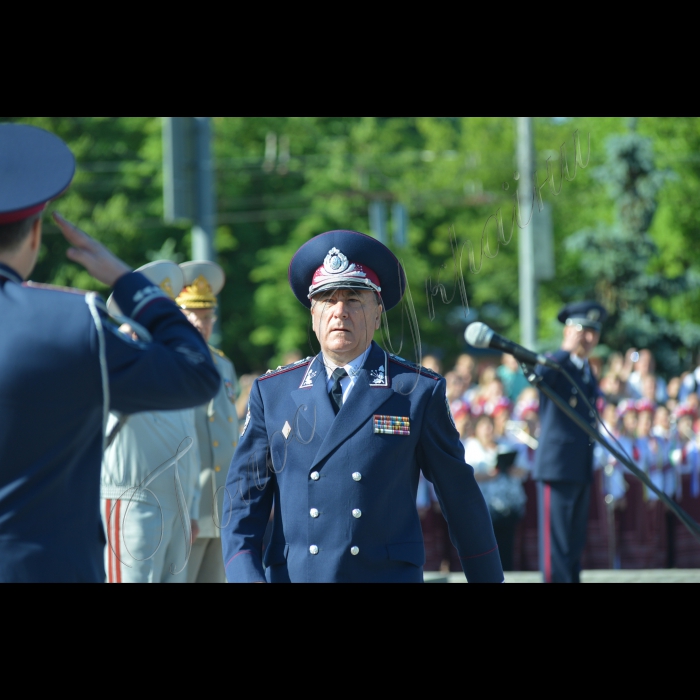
[[222, 341, 503, 583], [533, 350, 600, 484], [0, 263, 220, 583]]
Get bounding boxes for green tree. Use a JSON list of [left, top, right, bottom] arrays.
[[565, 124, 700, 375]]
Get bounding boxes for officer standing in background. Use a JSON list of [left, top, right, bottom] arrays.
[[0, 124, 219, 583], [534, 301, 607, 583], [101, 262, 202, 584], [177, 262, 239, 584], [222, 230, 503, 583]]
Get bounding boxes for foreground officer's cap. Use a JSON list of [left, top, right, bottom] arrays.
[[108, 261, 184, 315], [176, 261, 225, 309], [288, 230, 406, 311], [0, 124, 75, 224], [557, 301, 607, 332]]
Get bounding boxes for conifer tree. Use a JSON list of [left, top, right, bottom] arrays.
[[566, 122, 700, 376]]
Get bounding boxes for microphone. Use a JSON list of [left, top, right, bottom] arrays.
[[465, 322, 561, 370]]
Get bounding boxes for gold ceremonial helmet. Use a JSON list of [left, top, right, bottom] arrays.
[[176, 261, 225, 310], [107, 260, 184, 316]]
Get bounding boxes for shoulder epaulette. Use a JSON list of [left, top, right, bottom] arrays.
[[389, 354, 442, 381], [209, 346, 228, 360], [23, 281, 89, 296], [259, 357, 313, 381]]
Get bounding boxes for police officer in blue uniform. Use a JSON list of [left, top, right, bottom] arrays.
[[534, 301, 607, 583], [222, 230, 504, 583], [0, 123, 220, 583]]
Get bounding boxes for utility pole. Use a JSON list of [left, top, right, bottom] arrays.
[[517, 117, 537, 349], [192, 117, 216, 262], [163, 117, 219, 344], [162, 116, 216, 263]]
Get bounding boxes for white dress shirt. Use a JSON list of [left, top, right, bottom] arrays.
[[323, 345, 372, 405]]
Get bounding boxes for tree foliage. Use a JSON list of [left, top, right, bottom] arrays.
[[5, 117, 700, 377], [565, 126, 700, 375]]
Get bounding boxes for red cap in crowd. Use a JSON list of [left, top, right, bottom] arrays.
[[635, 399, 656, 414], [617, 399, 638, 417]]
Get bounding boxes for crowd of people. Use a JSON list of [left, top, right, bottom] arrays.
[[416, 348, 700, 572]]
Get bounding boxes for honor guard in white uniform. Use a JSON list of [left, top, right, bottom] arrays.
[[101, 262, 201, 583], [177, 262, 240, 584]]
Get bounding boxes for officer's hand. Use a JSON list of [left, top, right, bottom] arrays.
[[53, 213, 132, 287], [561, 327, 584, 353], [190, 519, 200, 544]]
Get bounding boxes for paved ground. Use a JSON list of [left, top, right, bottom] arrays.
[[424, 569, 700, 583]]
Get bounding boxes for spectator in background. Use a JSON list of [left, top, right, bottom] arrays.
[[636, 399, 667, 501], [652, 405, 671, 441], [628, 349, 668, 403], [607, 352, 626, 379], [671, 405, 700, 499], [455, 353, 476, 387], [463, 415, 526, 571], [466, 363, 497, 408], [667, 376, 682, 413], [512, 401, 539, 475], [641, 374, 660, 404], [445, 371, 466, 404], [589, 355, 604, 380], [452, 401, 473, 441], [513, 387, 539, 420], [597, 400, 635, 505], [497, 354, 530, 402], [599, 351, 631, 402], [678, 351, 700, 403], [482, 377, 506, 417], [422, 354, 442, 376], [235, 374, 256, 426], [600, 372, 628, 404], [446, 372, 473, 439], [491, 398, 513, 441]]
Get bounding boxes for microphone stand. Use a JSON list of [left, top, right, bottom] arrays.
[[521, 362, 700, 544]]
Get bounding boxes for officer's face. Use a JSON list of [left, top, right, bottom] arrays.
[[183, 308, 218, 342], [311, 288, 382, 364]]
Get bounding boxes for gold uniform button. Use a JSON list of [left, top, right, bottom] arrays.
[[209, 416, 215, 423], [228, 417, 234, 423], [232, 441, 237, 447], [215, 466, 222, 473], [213, 441, 219, 448]]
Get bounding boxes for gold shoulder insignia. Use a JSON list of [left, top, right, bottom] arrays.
[[209, 345, 228, 360]]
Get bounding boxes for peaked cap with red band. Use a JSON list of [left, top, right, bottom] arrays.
[[0, 124, 75, 225], [288, 229, 406, 311]]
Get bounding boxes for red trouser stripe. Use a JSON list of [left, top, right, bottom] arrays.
[[544, 484, 552, 584], [114, 500, 122, 584], [106, 500, 113, 583]]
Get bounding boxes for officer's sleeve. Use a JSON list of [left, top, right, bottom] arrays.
[[102, 272, 220, 413], [534, 351, 567, 387], [220, 379, 274, 583], [417, 378, 504, 583]]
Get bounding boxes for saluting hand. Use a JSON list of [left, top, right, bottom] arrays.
[[53, 213, 132, 288]]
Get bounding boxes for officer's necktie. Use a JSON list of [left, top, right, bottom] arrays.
[[583, 360, 591, 384], [330, 368, 348, 415]]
